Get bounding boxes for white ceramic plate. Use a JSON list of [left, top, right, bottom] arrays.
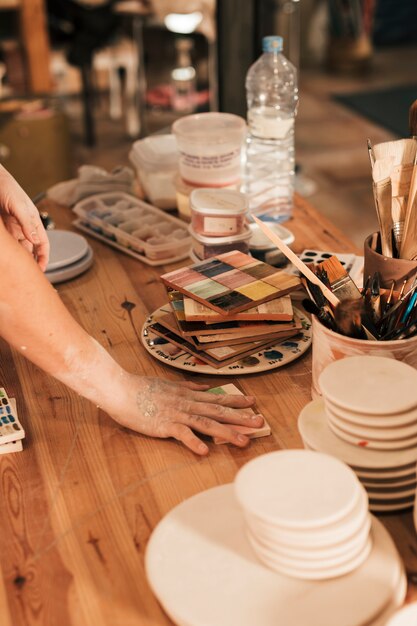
[[234, 450, 362, 530], [298, 399, 417, 470], [145, 484, 404, 626], [326, 407, 417, 442], [45, 245, 94, 284], [141, 306, 312, 376], [327, 418, 417, 451], [324, 398, 417, 429], [319, 356, 417, 415], [46, 229, 90, 271]]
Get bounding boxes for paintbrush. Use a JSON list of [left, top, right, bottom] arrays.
[[302, 298, 338, 332], [334, 299, 368, 339], [251, 215, 340, 308], [400, 100, 417, 259], [317, 256, 362, 301], [369, 272, 381, 323], [372, 159, 393, 257]]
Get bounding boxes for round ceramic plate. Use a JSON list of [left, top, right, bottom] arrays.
[[298, 399, 417, 470], [319, 356, 417, 415], [145, 484, 404, 626], [326, 407, 417, 442], [46, 229, 90, 271], [324, 398, 417, 429], [45, 245, 94, 284], [234, 450, 362, 530], [327, 419, 417, 451], [141, 307, 312, 376]]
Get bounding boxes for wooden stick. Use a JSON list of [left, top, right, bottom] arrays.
[[251, 215, 340, 307]]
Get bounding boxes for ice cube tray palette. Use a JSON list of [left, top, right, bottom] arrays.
[[0, 388, 25, 448], [73, 192, 191, 266]]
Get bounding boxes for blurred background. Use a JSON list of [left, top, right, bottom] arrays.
[[0, 0, 416, 246]]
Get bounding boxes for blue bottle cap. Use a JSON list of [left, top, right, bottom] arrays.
[[262, 36, 283, 53]]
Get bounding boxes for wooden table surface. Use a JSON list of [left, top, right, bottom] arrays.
[[1, 195, 416, 626]]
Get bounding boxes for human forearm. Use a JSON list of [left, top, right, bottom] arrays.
[[0, 221, 125, 412]]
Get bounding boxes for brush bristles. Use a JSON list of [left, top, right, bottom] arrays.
[[334, 299, 365, 337], [318, 256, 348, 284]]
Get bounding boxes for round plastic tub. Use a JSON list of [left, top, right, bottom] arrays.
[[189, 224, 251, 260], [172, 112, 246, 187], [190, 188, 247, 237]]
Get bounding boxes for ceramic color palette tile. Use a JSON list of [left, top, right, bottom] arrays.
[[186, 279, 230, 299], [235, 280, 278, 300], [161, 252, 300, 314], [220, 250, 255, 268], [214, 269, 257, 289]]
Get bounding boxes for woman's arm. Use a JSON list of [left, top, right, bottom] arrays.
[[0, 219, 261, 455]]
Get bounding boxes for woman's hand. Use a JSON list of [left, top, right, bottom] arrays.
[[0, 165, 49, 270], [110, 375, 263, 455]]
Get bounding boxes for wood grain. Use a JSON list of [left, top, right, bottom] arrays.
[[0, 195, 415, 626]]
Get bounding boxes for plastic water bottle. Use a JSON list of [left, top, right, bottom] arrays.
[[244, 35, 298, 222]]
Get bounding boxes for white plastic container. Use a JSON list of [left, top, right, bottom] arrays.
[[172, 112, 246, 187], [189, 225, 251, 260], [190, 188, 247, 237], [129, 134, 178, 209]]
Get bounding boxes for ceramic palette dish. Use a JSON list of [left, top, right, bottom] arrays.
[[234, 450, 372, 580], [141, 306, 312, 375], [160, 251, 301, 315], [73, 191, 191, 265], [45, 230, 93, 284], [298, 400, 417, 513], [145, 484, 406, 626]]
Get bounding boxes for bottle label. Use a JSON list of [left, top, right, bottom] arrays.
[[248, 109, 294, 139]]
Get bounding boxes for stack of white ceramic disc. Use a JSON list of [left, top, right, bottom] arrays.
[[298, 356, 417, 513], [385, 601, 417, 625], [145, 482, 406, 626], [320, 356, 417, 451], [45, 230, 93, 284], [234, 450, 372, 580]]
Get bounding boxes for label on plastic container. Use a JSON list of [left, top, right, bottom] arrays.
[[179, 148, 241, 185], [248, 108, 294, 140], [203, 216, 237, 235]]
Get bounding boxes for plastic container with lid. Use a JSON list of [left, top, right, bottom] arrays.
[[190, 188, 248, 237], [249, 221, 295, 265], [172, 112, 246, 187], [129, 134, 178, 209], [189, 224, 251, 260]]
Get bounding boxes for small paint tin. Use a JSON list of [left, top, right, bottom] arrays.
[[190, 188, 247, 237], [189, 224, 251, 260]]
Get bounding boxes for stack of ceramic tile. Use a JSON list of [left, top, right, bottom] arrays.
[[148, 250, 302, 369], [235, 450, 372, 580], [298, 356, 417, 513], [0, 388, 25, 455]]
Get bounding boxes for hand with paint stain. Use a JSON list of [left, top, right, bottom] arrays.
[[110, 376, 262, 455], [0, 164, 49, 271]]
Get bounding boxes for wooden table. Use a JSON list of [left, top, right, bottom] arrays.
[[1, 195, 416, 626]]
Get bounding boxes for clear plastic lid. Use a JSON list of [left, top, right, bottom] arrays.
[[189, 224, 251, 245], [190, 188, 248, 216], [248, 222, 295, 250], [130, 134, 178, 169], [172, 112, 246, 144]]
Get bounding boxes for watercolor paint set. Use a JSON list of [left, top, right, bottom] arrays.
[[0, 389, 24, 454], [73, 191, 191, 266], [207, 384, 271, 443], [161, 251, 301, 315]]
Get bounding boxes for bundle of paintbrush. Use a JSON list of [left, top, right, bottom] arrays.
[[152, 251, 302, 368], [367, 99, 417, 259]]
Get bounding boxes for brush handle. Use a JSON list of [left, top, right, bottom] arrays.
[[251, 216, 340, 307]]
